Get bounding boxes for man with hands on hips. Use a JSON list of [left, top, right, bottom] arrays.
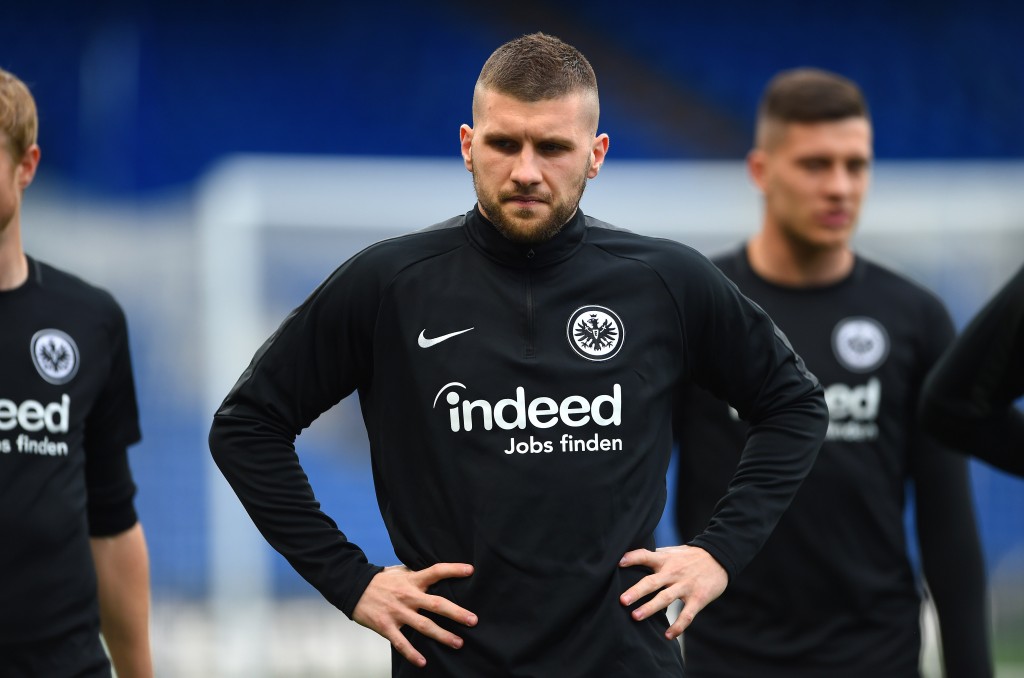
[[209, 33, 827, 676]]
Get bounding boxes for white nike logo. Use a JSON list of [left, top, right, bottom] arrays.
[[418, 327, 475, 348]]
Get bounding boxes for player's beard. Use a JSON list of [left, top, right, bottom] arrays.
[[473, 159, 590, 245], [777, 213, 857, 256]]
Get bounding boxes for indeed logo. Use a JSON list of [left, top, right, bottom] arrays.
[[824, 378, 880, 421], [433, 383, 622, 432], [823, 378, 881, 442], [0, 395, 71, 434]]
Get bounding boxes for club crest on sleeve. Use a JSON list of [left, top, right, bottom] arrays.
[[831, 316, 889, 373], [31, 329, 80, 385], [567, 305, 624, 361]]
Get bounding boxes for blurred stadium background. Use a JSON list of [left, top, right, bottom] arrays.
[[4, 1, 1023, 675]]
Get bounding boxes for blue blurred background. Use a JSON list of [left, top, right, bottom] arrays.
[[4, 1, 1023, 674], [6, 0, 1023, 196]]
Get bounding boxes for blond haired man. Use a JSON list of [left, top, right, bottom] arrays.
[[0, 67, 152, 677]]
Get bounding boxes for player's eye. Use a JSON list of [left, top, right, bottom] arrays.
[[800, 158, 829, 172], [489, 139, 518, 152], [847, 159, 870, 174]]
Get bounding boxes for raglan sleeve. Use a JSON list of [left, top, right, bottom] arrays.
[[84, 296, 143, 537], [669, 250, 828, 579], [919, 263, 1024, 473], [911, 296, 993, 677], [208, 251, 384, 618]]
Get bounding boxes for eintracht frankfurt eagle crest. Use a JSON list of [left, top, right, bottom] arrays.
[[567, 305, 624, 361]]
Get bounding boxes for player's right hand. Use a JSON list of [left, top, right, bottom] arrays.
[[352, 562, 477, 668]]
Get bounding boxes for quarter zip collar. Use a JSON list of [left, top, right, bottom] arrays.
[[464, 204, 586, 268]]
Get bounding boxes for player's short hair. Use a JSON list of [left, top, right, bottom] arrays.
[[0, 67, 38, 160], [756, 68, 869, 148], [474, 32, 599, 127]]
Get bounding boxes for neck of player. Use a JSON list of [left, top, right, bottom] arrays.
[[0, 227, 29, 291], [746, 230, 854, 288]]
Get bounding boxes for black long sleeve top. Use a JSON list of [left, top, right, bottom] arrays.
[[675, 247, 991, 677], [209, 208, 827, 677], [920, 263, 1024, 476]]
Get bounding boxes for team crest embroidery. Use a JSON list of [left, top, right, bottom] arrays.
[[831, 317, 889, 373], [31, 329, 80, 385], [567, 305, 624, 361]]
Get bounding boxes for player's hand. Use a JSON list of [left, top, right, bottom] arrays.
[[352, 562, 477, 668], [618, 545, 728, 640]]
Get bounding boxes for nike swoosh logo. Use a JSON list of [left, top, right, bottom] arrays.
[[418, 327, 475, 348]]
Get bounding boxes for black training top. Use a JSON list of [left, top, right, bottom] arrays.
[[209, 208, 828, 677], [920, 262, 1024, 475], [0, 257, 141, 644], [674, 247, 991, 678]]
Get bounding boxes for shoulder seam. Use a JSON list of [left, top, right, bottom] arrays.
[[586, 238, 689, 370]]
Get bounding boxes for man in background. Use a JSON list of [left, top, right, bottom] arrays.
[[0, 67, 152, 677], [673, 68, 991, 676]]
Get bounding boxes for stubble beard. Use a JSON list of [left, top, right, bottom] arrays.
[[472, 162, 590, 245], [776, 215, 858, 265]]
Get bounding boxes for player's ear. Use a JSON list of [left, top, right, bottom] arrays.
[[16, 144, 40, 191], [460, 125, 474, 172], [747, 148, 767, 192], [587, 134, 609, 179]]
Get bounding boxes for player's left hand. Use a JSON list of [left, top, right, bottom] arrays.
[[618, 545, 728, 640]]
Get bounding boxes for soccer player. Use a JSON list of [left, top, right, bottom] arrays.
[[920, 262, 1024, 476], [209, 33, 828, 676], [672, 68, 992, 676], [0, 68, 153, 677]]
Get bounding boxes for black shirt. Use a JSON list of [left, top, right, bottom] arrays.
[[0, 257, 141, 647], [209, 209, 828, 677], [674, 246, 991, 677], [920, 262, 1024, 475]]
